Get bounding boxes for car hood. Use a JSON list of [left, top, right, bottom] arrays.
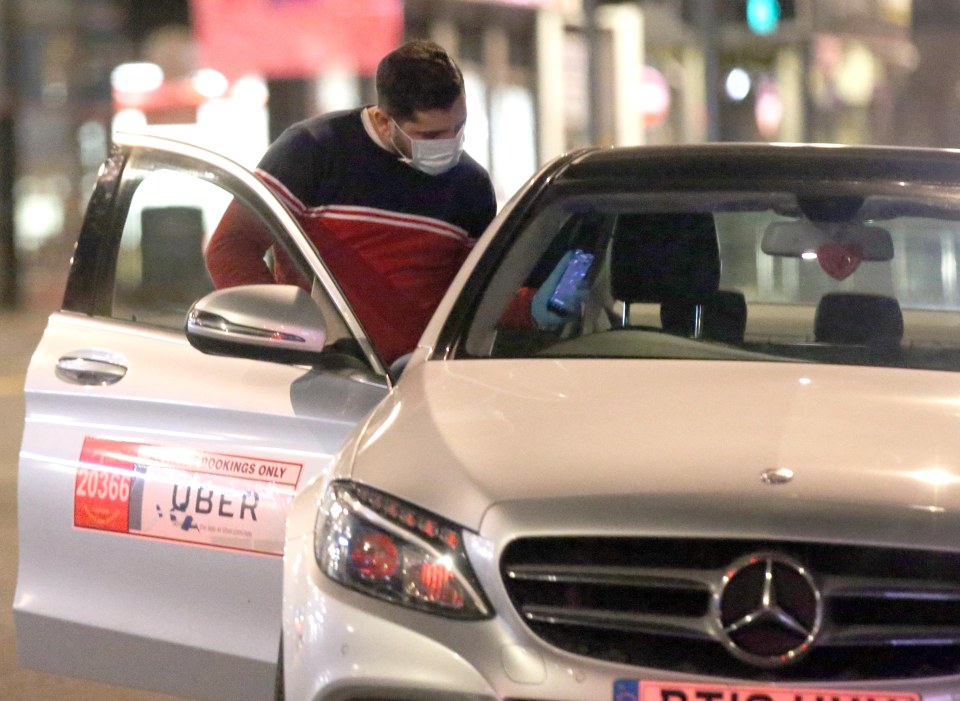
[[350, 359, 960, 544]]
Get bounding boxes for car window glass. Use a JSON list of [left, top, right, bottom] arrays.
[[112, 168, 219, 327], [466, 190, 960, 372], [110, 165, 354, 353]]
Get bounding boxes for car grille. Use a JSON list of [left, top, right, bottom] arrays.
[[500, 537, 960, 680]]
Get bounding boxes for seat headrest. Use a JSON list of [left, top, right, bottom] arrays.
[[610, 213, 721, 303], [660, 290, 747, 344], [814, 292, 904, 347]]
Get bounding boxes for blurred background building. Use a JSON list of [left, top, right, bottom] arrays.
[[0, 0, 950, 311]]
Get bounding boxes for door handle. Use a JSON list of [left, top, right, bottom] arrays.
[[56, 352, 128, 386]]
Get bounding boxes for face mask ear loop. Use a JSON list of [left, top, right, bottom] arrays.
[[390, 118, 417, 160]]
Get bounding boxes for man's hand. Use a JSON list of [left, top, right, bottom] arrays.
[[530, 250, 591, 329]]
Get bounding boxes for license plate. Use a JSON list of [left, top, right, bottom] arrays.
[[613, 680, 920, 701]]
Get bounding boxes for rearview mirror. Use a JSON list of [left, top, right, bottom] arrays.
[[186, 284, 327, 364], [761, 220, 894, 261]]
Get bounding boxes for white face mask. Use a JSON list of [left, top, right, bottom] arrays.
[[392, 120, 465, 176]]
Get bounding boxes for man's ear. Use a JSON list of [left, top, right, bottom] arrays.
[[368, 106, 391, 133]]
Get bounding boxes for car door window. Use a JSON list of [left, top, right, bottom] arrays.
[[113, 168, 219, 328], [105, 153, 355, 353]]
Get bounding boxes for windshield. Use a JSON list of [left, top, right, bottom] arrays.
[[462, 188, 960, 371]]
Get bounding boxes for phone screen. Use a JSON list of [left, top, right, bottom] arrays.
[[547, 249, 595, 316]]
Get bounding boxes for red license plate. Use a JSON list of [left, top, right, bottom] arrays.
[[614, 680, 920, 701]]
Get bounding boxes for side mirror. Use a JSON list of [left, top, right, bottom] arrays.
[[186, 284, 327, 364]]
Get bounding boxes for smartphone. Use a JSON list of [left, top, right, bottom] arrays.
[[547, 249, 595, 316]]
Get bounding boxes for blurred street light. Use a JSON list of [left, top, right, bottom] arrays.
[[725, 67, 752, 101], [746, 0, 781, 35]]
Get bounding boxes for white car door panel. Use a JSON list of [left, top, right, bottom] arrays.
[[14, 135, 388, 700]]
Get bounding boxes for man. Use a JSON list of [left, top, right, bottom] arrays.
[[205, 40, 497, 364]]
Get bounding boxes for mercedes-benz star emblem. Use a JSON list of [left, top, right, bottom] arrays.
[[713, 552, 822, 668]]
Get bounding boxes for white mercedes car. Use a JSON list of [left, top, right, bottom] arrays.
[[15, 133, 960, 701]]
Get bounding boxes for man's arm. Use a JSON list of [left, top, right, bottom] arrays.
[[205, 122, 321, 289], [204, 199, 276, 288]]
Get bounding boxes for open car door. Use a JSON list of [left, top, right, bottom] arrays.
[[14, 134, 390, 700]]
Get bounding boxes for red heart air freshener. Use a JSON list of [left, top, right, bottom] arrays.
[[817, 242, 863, 280]]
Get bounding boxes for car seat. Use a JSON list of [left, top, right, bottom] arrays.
[[814, 292, 904, 347], [660, 290, 747, 344], [610, 212, 746, 342]]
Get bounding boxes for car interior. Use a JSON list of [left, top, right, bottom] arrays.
[[478, 190, 960, 372]]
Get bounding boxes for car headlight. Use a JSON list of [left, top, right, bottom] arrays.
[[315, 481, 491, 619]]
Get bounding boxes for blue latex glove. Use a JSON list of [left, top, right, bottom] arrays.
[[531, 250, 591, 329]]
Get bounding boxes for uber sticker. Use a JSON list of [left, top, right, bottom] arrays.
[[74, 437, 303, 555]]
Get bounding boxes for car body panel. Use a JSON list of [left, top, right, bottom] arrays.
[[346, 359, 960, 540], [283, 546, 936, 701], [284, 355, 960, 700], [14, 136, 388, 700]]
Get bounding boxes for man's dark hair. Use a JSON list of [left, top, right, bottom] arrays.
[[376, 40, 464, 121]]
